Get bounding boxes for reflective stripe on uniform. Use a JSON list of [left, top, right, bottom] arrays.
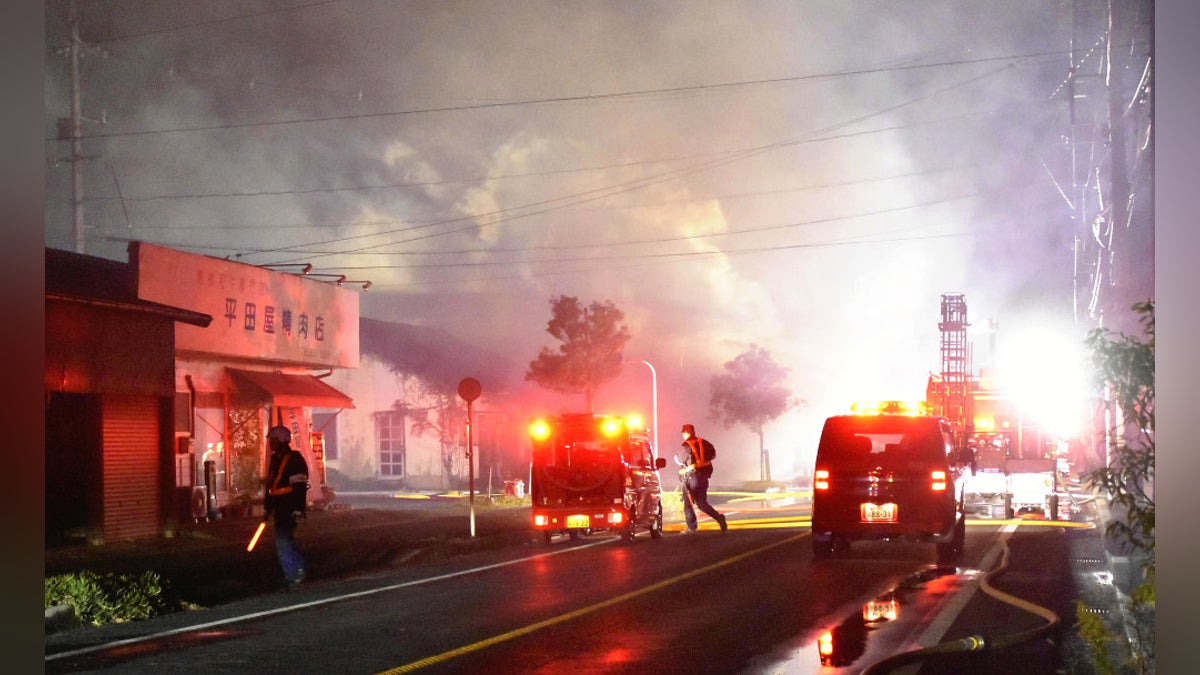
[[687, 438, 712, 468]]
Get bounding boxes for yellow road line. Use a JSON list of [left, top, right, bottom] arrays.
[[376, 531, 811, 674], [658, 516, 1092, 533]]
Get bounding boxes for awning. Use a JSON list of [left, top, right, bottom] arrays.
[[228, 369, 355, 409]]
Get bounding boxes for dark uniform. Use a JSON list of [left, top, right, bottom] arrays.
[[264, 425, 309, 586], [678, 424, 727, 533]]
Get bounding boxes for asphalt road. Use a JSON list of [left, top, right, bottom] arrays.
[[44, 489, 1129, 674]]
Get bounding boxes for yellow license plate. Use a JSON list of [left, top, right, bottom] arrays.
[[861, 503, 897, 522], [566, 514, 590, 528]]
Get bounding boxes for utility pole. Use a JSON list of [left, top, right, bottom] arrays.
[[58, 0, 104, 254], [68, 0, 85, 253]]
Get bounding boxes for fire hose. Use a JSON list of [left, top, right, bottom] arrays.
[[859, 536, 1061, 674]]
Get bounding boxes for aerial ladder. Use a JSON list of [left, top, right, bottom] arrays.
[[936, 293, 972, 448]]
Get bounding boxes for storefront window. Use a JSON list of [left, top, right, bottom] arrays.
[[229, 407, 265, 502], [193, 407, 228, 497]]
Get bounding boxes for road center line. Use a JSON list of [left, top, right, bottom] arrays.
[[377, 532, 812, 674]]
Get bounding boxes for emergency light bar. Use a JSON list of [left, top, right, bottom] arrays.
[[528, 413, 647, 441], [599, 416, 623, 437], [850, 400, 929, 416], [529, 419, 552, 441]]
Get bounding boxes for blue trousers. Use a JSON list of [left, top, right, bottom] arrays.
[[682, 472, 723, 531], [274, 519, 306, 583]]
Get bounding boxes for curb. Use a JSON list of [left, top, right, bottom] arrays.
[[45, 604, 76, 632], [1090, 489, 1151, 667]]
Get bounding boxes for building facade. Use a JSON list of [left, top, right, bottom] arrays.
[[46, 249, 211, 544], [45, 243, 360, 544], [130, 242, 359, 519], [320, 318, 526, 493]]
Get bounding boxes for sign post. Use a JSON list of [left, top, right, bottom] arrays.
[[457, 377, 482, 537]]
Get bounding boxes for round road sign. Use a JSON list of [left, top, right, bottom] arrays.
[[457, 377, 482, 402]]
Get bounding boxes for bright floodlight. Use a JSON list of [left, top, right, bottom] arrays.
[[998, 325, 1090, 439]]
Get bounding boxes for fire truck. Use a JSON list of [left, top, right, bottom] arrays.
[[961, 373, 1062, 520], [528, 413, 667, 543], [927, 293, 1062, 521]]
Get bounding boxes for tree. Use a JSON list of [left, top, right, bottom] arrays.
[[708, 345, 796, 482], [526, 295, 630, 412], [1079, 299, 1154, 674], [392, 375, 468, 489]]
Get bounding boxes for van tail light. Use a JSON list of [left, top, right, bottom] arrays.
[[930, 470, 947, 492], [818, 630, 834, 657], [608, 511, 625, 526], [815, 469, 830, 491]]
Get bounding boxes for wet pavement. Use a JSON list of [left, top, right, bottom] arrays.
[[43, 489, 1146, 673]]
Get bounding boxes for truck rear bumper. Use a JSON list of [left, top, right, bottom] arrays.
[[532, 505, 629, 532]]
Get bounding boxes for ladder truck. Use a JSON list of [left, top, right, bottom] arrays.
[[927, 294, 1062, 520]]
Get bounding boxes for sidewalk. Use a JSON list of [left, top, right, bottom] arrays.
[[45, 499, 535, 629]]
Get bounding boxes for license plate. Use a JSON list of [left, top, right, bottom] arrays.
[[863, 599, 899, 623], [861, 502, 897, 522], [566, 514, 590, 528]]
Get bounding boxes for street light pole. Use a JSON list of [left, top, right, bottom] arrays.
[[640, 360, 659, 457]]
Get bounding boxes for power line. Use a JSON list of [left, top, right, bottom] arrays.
[[54, 50, 1062, 142], [97, 179, 1042, 269], [328, 228, 982, 291], [240, 63, 1019, 264], [112, 163, 976, 235], [86, 62, 1025, 266], [81, 114, 991, 204]]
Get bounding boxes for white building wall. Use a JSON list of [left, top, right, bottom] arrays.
[[322, 355, 465, 488]]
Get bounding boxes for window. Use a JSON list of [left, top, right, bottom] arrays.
[[312, 412, 339, 460], [376, 411, 406, 477]]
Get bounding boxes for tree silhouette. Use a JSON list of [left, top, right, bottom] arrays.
[[526, 295, 630, 412], [1080, 300, 1154, 673], [708, 345, 796, 481], [395, 376, 467, 489]]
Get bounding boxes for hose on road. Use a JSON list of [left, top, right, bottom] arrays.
[[860, 536, 1061, 674]]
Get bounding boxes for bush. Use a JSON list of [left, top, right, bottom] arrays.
[[1080, 300, 1155, 673], [45, 570, 172, 628]]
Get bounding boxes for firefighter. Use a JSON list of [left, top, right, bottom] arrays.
[[263, 425, 309, 588], [677, 424, 728, 534]]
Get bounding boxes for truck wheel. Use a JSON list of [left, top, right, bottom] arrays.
[[937, 517, 966, 565], [936, 541, 956, 564], [1004, 494, 1015, 520], [813, 536, 833, 560], [568, 530, 580, 541], [1048, 494, 1060, 521], [543, 531, 554, 545], [649, 504, 663, 539]]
